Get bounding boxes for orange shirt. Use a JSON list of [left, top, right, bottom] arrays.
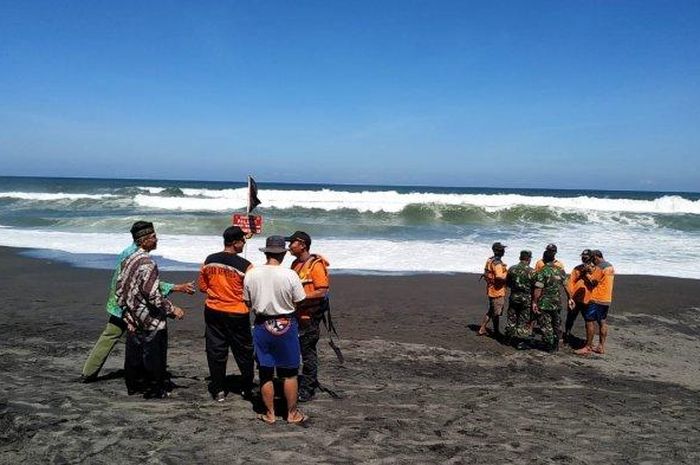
[[535, 259, 565, 273], [567, 265, 591, 304], [484, 257, 508, 298], [198, 252, 252, 314], [292, 254, 330, 321], [590, 261, 614, 305]]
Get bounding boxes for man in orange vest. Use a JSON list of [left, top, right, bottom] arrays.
[[286, 231, 330, 402], [478, 242, 508, 337], [575, 250, 615, 356], [198, 226, 254, 402], [564, 249, 593, 343]]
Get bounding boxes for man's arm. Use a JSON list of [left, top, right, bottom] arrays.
[[138, 262, 184, 319], [172, 282, 195, 294], [532, 286, 543, 314], [159, 281, 195, 295], [243, 275, 253, 311], [197, 263, 209, 294], [291, 273, 307, 305], [579, 264, 599, 289], [566, 268, 576, 294], [305, 287, 329, 300], [531, 272, 544, 314], [559, 269, 574, 310], [482, 260, 493, 284]]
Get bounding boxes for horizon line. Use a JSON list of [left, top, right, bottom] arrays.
[[0, 174, 698, 196]]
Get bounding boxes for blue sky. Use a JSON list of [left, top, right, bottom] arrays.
[[1, 0, 699, 191]]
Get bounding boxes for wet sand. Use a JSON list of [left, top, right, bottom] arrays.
[[1, 246, 699, 464]]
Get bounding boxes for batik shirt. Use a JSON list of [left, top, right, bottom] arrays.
[[106, 243, 174, 318], [116, 248, 174, 331]]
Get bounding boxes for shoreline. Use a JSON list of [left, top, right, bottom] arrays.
[[8, 245, 700, 282], [1, 245, 699, 463]]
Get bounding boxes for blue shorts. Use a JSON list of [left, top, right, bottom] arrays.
[[584, 303, 609, 323], [253, 316, 300, 369]]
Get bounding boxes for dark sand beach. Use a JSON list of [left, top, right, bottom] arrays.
[[1, 246, 699, 464]]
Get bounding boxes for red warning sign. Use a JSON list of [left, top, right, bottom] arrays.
[[232, 214, 263, 234]]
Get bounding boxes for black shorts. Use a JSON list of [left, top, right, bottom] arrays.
[[258, 366, 299, 383]]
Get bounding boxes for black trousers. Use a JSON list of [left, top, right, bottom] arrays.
[[298, 317, 321, 395], [125, 329, 168, 397], [204, 308, 254, 395], [565, 302, 588, 334]]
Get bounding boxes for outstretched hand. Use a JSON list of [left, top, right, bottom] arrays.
[[174, 282, 196, 295]]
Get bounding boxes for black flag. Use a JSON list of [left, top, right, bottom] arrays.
[[247, 176, 261, 213]]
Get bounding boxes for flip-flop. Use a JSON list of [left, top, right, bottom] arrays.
[[257, 414, 276, 425], [287, 412, 308, 425]]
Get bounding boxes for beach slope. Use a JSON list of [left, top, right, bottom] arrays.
[[1, 247, 699, 464]]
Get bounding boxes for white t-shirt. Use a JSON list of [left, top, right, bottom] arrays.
[[243, 264, 306, 316]]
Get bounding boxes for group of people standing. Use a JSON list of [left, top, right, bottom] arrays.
[[478, 242, 614, 354], [80, 222, 614, 424], [81, 221, 330, 425]]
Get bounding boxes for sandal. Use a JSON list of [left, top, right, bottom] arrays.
[[257, 414, 276, 425], [287, 411, 308, 425]]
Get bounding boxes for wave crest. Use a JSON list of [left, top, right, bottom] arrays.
[[131, 188, 700, 215]]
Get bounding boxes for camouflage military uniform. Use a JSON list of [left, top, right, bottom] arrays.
[[533, 264, 567, 349], [504, 261, 534, 339]]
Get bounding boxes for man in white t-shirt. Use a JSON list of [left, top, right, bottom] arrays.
[[244, 235, 307, 425]]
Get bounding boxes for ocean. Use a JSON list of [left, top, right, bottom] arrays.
[[1, 176, 699, 279]]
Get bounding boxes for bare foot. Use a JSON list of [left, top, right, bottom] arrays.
[[592, 345, 605, 354], [574, 346, 592, 356], [477, 327, 488, 336]]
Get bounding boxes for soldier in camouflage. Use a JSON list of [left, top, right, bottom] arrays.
[[532, 250, 574, 352], [504, 250, 535, 347]]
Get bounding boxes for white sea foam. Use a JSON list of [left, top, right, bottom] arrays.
[[132, 188, 700, 215], [137, 187, 167, 194], [0, 192, 116, 201], [4, 186, 699, 216], [134, 194, 247, 211], [0, 225, 698, 279]]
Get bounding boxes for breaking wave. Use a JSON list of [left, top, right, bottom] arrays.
[[1, 187, 698, 232], [131, 187, 700, 215]]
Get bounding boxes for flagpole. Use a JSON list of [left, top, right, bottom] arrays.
[[244, 175, 250, 259], [247, 175, 251, 214]]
